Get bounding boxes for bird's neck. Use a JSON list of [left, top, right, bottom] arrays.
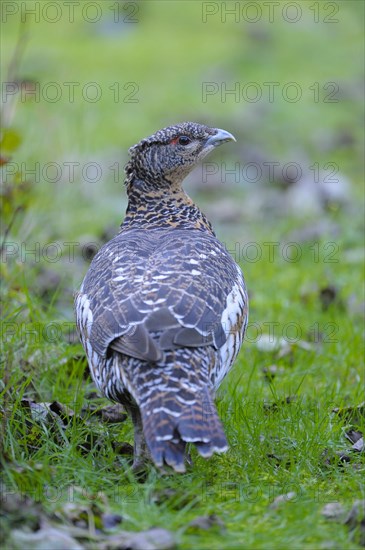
[[121, 176, 215, 234]]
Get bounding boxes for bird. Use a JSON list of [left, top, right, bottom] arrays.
[[75, 122, 248, 473]]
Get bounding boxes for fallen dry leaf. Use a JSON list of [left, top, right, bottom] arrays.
[[263, 395, 296, 413], [351, 437, 364, 452], [99, 404, 128, 424], [262, 364, 285, 382], [345, 430, 363, 445], [319, 285, 338, 311]]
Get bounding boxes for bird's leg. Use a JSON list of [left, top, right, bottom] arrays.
[[125, 404, 150, 473]]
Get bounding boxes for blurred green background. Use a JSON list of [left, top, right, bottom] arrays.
[[1, 0, 364, 320], [2, 1, 364, 307]]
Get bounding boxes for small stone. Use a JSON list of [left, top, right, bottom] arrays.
[[101, 513, 123, 529], [344, 499, 365, 529], [321, 502, 346, 521], [344, 500, 365, 546], [270, 492, 297, 509], [8, 525, 84, 550], [256, 335, 290, 353], [188, 514, 225, 531], [127, 528, 175, 550]]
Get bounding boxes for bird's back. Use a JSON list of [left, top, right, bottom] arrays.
[[76, 227, 247, 470], [77, 227, 247, 384]]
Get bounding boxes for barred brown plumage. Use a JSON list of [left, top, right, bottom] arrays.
[[75, 122, 248, 473]]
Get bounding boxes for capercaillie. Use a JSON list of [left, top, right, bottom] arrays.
[[75, 122, 248, 472]]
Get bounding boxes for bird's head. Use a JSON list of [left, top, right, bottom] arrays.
[[125, 122, 236, 190]]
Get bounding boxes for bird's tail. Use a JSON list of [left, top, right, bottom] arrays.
[[136, 348, 228, 472]]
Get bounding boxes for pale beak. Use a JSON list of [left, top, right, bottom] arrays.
[[205, 128, 236, 147]]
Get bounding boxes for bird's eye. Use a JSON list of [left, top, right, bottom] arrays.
[[178, 136, 191, 146]]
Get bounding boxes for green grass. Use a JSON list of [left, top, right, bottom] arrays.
[[1, 2, 364, 549], [2, 218, 364, 549]]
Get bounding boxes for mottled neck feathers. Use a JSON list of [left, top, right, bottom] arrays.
[[122, 173, 214, 233]]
